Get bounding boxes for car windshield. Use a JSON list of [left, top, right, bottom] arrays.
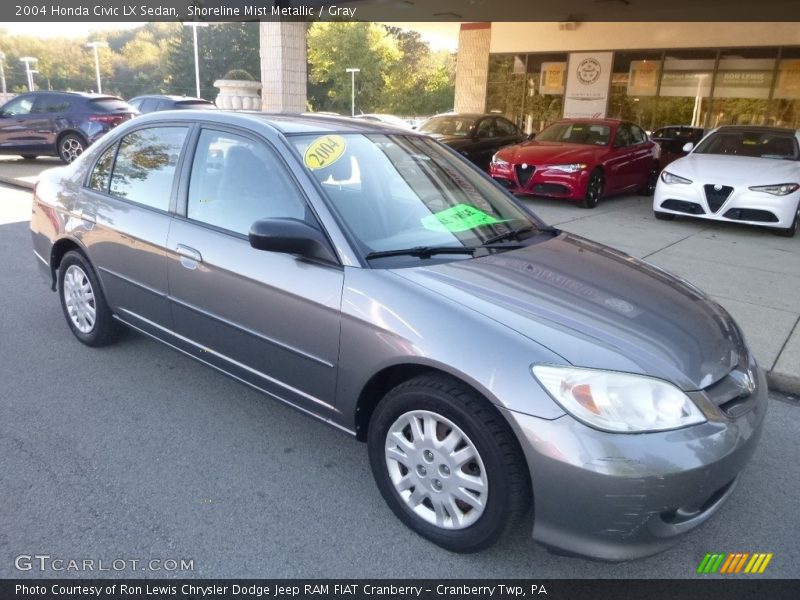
[[290, 133, 542, 266], [418, 116, 477, 137], [535, 122, 611, 146], [694, 130, 799, 160]]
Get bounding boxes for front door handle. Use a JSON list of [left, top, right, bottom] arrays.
[[176, 244, 202, 268]]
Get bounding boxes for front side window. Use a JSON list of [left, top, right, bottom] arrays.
[[1, 96, 33, 116], [187, 130, 309, 236], [615, 124, 633, 147], [109, 126, 189, 210], [495, 118, 518, 136], [536, 122, 611, 146], [291, 133, 543, 266], [694, 130, 798, 160], [630, 125, 647, 144], [32, 95, 71, 113]]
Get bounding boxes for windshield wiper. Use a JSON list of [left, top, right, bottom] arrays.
[[366, 246, 477, 260], [483, 224, 557, 245]]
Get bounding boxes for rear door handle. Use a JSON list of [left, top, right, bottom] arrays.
[[176, 244, 202, 267]]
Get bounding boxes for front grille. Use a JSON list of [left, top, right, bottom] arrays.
[[515, 164, 535, 188], [703, 363, 757, 419], [532, 183, 570, 195], [704, 184, 734, 213], [661, 199, 705, 215], [722, 208, 779, 223]]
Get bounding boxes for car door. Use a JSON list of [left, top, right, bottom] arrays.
[[30, 94, 73, 151], [627, 123, 655, 188], [166, 127, 343, 418], [0, 94, 38, 151], [605, 122, 637, 192], [80, 124, 191, 331]]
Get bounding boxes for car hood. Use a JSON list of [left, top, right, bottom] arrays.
[[669, 154, 800, 184], [497, 141, 603, 164], [391, 233, 745, 391]]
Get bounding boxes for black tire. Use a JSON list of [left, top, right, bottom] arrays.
[[654, 211, 675, 221], [58, 133, 87, 163], [368, 373, 530, 553], [57, 251, 123, 346], [579, 169, 603, 209], [773, 210, 798, 238], [20, 154, 38, 160], [638, 165, 659, 196]]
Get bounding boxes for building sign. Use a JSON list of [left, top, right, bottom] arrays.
[[659, 71, 713, 97], [628, 60, 660, 96], [774, 59, 800, 99], [540, 62, 566, 95], [563, 52, 613, 118], [714, 70, 774, 99]]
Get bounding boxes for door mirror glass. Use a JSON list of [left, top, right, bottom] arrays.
[[249, 218, 337, 264], [682, 142, 695, 153]]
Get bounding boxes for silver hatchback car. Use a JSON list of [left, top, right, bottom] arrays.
[[31, 111, 766, 560]]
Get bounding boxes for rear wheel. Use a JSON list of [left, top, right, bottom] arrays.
[[368, 374, 530, 553], [654, 211, 675, 221], [579, 169, 603, 209], [58, 251, 123, 346], [58, 133, 86, 163]]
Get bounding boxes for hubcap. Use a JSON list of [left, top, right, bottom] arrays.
[[588, 175, 602, 201], [63, 265, 96, 333], [61, 138, 84, 162], [384, 410, 488, 530]]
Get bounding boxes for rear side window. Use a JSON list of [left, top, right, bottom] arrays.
[[631, 125, 647, 144], [140, 98, 159, 113], [32, 95, 72, 113], [495, 118, 518, 136], [88, 143, 118, 192], [87, 98, 132, 113], [109, 126, 189, 210]]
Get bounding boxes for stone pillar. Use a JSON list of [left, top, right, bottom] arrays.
[[260, 21, 308, 113], [454, 23, 491, 114]]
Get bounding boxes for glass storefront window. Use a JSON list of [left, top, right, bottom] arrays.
[[770, 48, 800, 128], [608, 51, 663, 132], [709, 48, 778, 127], [486, 54, 527, 127]]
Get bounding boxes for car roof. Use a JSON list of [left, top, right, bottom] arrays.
[[551, 118, 624, 126], [713, 125, 798, 135], [22, 91, 120, 100], [129, 110, 426, 136], [428, 113, 497, 119], [130, 95, 212, 103]]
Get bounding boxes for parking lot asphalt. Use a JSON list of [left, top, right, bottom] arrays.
[[1, 185, 799, 579]]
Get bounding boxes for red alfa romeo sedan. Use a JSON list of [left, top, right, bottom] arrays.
[[490, 119, 660, 208]]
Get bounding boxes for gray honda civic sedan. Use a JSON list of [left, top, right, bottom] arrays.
[[30, 111, 766, 560]]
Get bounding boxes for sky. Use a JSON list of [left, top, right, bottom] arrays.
[[0, 21, 460, 50]]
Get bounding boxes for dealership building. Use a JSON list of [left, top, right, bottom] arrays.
[[453, 22, 800, 133]]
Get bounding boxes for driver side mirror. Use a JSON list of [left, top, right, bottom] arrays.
[[682, 142, 694, 153], [249, 218, 337, 264], [527, 132, 536, 141]]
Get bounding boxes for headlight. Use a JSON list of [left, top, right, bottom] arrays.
[[660, 171, 692, 185], [491, 153, 509, 167], [748, 183, 800, 196], [547, 163, 587, 173], [532, 365, 706, 433]]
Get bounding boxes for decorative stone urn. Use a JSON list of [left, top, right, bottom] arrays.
[[213, 79, 262, 110]]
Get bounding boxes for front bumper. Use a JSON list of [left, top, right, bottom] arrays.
[[490, 162, 589, 200], [500, 363, 768, 561], [654, 181, 800, 229]]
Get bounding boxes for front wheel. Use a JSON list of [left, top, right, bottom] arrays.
[[368, 374, 530, 553], [773, 209, 798, 238], [58, 251, 123, 346], [58, 133, 86, 163], [579, 169, 603, 209]]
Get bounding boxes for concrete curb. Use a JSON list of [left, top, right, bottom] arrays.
[[767, 371, 800, 397], [0, 175, 34, 190]]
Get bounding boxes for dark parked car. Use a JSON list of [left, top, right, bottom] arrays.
[[418, 113, 526, 171], [31, 111, 766, 559], [490, 119, 660, 208], [0, 91, 136, 162], [651, 125, 705, 167], [128, 95, 216, 114]]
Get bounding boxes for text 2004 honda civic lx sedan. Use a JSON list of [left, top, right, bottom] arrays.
[[30, 112, 766, 560]]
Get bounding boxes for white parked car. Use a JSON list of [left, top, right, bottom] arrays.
[[653, 126, 800, 237]]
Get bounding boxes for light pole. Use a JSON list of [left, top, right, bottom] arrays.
[[183, 22, 208, 98], [20, 57, 38, 91], [0, 51, 7, 98], [86, 41, 108, 93], [346, 67, 360, 117]]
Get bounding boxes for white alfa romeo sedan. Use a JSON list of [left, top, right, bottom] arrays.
[[653, 126, 800, 237]]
